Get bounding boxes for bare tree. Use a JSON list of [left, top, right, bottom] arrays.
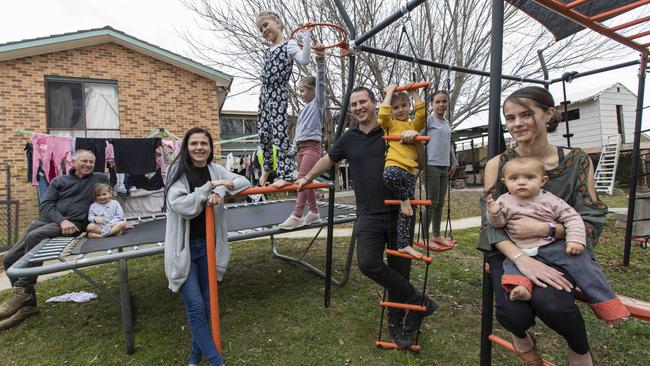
[[180, 0, 632, 144]]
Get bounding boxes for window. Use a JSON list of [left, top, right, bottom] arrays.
[[221, 118, 244, 134], [560, 109, 580, 122], [46, 77, 120, 138], [220, 117, 258, 134], [616, 105, 625, 143]]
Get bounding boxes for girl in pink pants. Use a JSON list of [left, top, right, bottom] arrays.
[[278, 49, 326, 229]]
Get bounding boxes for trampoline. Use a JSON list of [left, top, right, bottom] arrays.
[[6, 199, 358, 354]]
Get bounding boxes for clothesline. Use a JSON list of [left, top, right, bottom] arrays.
[[15, 128, 180, 141]]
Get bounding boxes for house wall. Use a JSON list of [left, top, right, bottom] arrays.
[[598, 85, 637, 145], [548, 101, 603, 148], [0, 42, 225, 232]]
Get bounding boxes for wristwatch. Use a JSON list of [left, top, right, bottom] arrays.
[[544, 223, 556, 241]]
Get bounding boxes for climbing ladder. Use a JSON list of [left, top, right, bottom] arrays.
[[594, 134, 621, 196]]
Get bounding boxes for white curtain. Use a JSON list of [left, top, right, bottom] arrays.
[[85, 83, 119, 131]]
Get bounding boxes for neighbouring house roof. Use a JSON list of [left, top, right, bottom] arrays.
[[0, 26, 233, 88], [556, 82, 637, 106]]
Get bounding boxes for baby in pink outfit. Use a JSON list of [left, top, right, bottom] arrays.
[[487, 156, 628, 325]]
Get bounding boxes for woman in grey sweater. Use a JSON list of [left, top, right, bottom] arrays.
[[164, 127, 250, 366], [423, 90, 458, 249]]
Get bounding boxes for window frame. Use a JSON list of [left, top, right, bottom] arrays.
[[45, 76, 120, 137]]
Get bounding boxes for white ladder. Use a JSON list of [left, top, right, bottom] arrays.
[[594, 134, 621, 196]]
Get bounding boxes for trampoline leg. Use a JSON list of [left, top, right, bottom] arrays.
[[270, 226, 357, 287], [118, 259, 135, 354], [337, 222, 357, 286]]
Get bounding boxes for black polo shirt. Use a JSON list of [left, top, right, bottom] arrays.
[[328, 124, 397, 215]]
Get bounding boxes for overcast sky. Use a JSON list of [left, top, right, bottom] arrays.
[[2, 0, 648, 131]]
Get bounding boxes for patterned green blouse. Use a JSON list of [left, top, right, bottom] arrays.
[[477, 148, 608, 253]]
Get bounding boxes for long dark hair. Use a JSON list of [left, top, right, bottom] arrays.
[[164, 127, 215, 207], [503, 86, 561, 132]]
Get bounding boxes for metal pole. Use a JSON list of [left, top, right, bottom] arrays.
[[561, 80, 572, 147], [325, 181, 336, 307], [6, 164, 12, 245], [537, 49, 550, 90], [549, 59, 640, 84], [358, 45, 547, 85], [624, 53, 647, 266], [353, 0, 426, 48], [118, 259, 135, 354], [481, 1, 505, 365], [332, 0, 355, 36]]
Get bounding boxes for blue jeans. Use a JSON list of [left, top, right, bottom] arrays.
[[179, 238, 225, 366]]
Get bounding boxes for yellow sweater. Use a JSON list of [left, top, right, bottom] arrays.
[[378, 100, 426, 175]]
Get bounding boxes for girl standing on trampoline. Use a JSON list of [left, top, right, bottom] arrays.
[[256, 10, 312, 188], [164, 127, 250, 366], [379, 85, 426, 258], [278, 46, 326, 229]]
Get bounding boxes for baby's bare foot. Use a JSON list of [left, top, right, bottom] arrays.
[[88, 232, 102, 238], [400, 200, 413, 216], [510, 285, 532, 301], [398, 245, 422, 259]]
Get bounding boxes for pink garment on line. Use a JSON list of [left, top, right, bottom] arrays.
[[105, 141, 115, 166], [31, 133, 73, 186], [292, 140, 321, 217]]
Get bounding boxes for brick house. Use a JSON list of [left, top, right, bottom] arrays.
[[0, 26, 233, 234]]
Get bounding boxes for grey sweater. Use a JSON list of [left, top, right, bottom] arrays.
[[41, 171, 109, 229], [292, 58, 326, 152], [164, 163, 251, 292], [424, 114, 458, 167]]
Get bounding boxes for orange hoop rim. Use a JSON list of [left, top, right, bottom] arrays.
[[290, 22, 350, 58]]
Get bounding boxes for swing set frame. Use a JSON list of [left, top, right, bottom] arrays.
[[327, 0, 650, 363]]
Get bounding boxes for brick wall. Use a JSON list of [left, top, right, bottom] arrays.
[[0, 42, 226, 233]]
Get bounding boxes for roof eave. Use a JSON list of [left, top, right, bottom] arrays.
[[0, 28, 233, 86]]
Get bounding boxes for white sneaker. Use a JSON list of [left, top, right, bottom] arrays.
[[278, 214, 306, 230], [304, 211, 321, 225]]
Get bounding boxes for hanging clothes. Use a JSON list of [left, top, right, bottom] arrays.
[[24, 143, 33, 183], [111, 138, 160, 174], [31, 133, 73, 185], [75, 138, 107, 172]]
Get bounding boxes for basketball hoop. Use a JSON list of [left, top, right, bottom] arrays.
[[290, 22, 350, 58]]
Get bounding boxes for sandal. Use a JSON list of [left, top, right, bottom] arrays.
[[429, 237, 457, 252], [512, 332, 543, 366]]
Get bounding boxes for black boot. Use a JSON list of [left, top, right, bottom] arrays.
[[387, 312, 411, 349]]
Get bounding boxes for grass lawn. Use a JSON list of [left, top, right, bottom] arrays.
[[0, 217, 648, 365]]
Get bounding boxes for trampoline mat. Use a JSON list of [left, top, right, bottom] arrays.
[[72, 200, 355, 255]]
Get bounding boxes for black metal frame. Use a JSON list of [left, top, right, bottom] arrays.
[[328, 1, 648, 364], [7, 199, 357, 354]]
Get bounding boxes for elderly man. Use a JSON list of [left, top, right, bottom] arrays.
[[295, 87, 437, 349], [0, 149, 109, 330]]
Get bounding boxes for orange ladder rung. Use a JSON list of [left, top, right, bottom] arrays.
[[379, 301, 426, 312], [375, 341, 421, 352], [384, 249, 432, 263], [488, 334, 556, 366], [383, 135, 431, 141], [384, 199, 431, 206]]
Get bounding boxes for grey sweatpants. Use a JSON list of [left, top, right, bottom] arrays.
[[503, 240, 616, 305]]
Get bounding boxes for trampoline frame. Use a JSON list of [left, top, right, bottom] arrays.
[[6, 199, 358, 354]]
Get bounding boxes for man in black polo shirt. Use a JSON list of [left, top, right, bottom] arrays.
[[296, 86, 437, 349]]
